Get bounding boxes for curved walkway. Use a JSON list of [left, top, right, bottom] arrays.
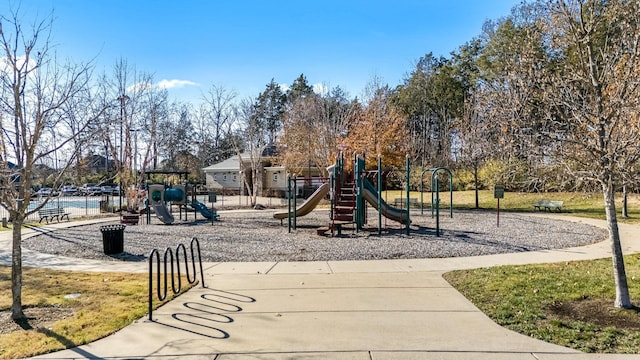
[[1, 215, 638, 359]]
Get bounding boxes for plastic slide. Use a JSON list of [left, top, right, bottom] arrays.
[[273, 183, 330, 220], [189, 201, 219, 220], [361, 179, 409, 224], [153, 203, 175, 224]]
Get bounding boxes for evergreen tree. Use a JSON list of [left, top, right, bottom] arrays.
[[255, 79, 286, 144], [287, 73, 314, 102]]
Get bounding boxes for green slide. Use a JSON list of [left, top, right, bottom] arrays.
[[362, 179, 409, 224]]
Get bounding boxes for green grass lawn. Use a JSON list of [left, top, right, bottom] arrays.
[[0, 267, 193, 359], [444, 256, 640, 353], [383, 189, 640, 222], [428, 190, 640, 353]]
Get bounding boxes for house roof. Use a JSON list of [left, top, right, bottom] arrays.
[[202, 148, 283, 172], [202, 154, 248, 172]]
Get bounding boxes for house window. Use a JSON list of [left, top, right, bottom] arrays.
[[273, 174, 278, 182], [233, 174, 237, 181], [213, 174, 217, 181], [223, 174, 227, 181]]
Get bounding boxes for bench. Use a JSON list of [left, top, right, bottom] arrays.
[[38, 207, 70, 224], [534, 200, 564, 212], [121, 214, 140, 225], [393, 198, 418, 208]]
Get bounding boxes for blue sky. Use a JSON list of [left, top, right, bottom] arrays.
[[4, 1, 520, 103]]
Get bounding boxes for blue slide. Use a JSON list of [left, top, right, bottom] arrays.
[[189, 201, 219, 220]]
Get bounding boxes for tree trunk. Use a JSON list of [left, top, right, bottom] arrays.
[[250, 167, 259, 207], [602, 179, 632, 309], [11, 215, 24, 320]]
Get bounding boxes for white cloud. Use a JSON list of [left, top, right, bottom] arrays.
[[313, 83, 328, 95], [126, 81, 154, 94], [0, 55, 39, 77], [278, 83, 290, 93], [157, 79, 199, 89]]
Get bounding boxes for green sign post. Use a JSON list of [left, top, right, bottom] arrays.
[[494, 184, 504, 227]]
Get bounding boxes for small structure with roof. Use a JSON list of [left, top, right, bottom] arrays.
[[202, 146, 324, 197]]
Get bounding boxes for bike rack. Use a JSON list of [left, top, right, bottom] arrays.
[[148, 237, 205, 321]]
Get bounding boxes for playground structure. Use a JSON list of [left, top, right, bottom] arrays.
[[273, 183, 330, 220], [147, 183, 219, 224], [274, 152, 453, 236], [146, 177, 219, 225]]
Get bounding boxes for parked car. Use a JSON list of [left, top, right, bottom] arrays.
[[60, 185, 79, 196], [37, 187, 58, 197], [100, 185, 115, 195], [80, 183, 102, 196]]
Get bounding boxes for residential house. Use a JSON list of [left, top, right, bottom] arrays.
[[202, 147, 324, 197]]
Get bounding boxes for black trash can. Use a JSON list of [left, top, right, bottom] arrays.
[[100, 224, 126, 254]]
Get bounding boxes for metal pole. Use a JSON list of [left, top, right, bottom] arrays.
[[377, 154, 382, 236], [435, 178, 440, 237], [287, 176, 292, 233], [420, 174, 424, 215], [405, 155, 410, 235], [431, 171, 435, 219], [449, 173, 453, 218], [497, 197, 500, 228], [293, 176, 297, 230], [354, 153, 360, 231]]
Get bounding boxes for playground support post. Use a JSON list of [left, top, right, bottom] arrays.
[[420, 167, 453, 219], [287, 176, 292, 233], [329, 174, 334, 221], [405, 155, 410, 235], [435, 178, 440, 236], [354, 153, 363, 232], [293, 176, 297, 230], [145, 180, 151, 225], [377, 155, 382, 236]]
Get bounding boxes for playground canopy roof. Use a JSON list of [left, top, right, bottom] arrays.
[[145, 170, 190, 181]]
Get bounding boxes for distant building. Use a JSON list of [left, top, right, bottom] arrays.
[[202, 152, 286, 196], [202, 146, 323, 197]]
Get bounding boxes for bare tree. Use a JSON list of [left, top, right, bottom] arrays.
[[540, 0, 640, 308], [0, 10, 106, 320], [456, 88, 497, 206], [196, 84, 237, 169], [139, 82, 167, 174], [100, 60, 162, 209], [234, 97, 266, 206]]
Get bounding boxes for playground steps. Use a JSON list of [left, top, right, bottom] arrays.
[[333, 191, 356, 222], [330, 220, 354, 236], [331, 182, 357, 233]]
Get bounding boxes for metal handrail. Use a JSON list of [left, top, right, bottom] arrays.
[[148, 237, 205, 321]]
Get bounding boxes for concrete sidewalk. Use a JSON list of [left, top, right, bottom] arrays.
[[1, 215, 638, 359]]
